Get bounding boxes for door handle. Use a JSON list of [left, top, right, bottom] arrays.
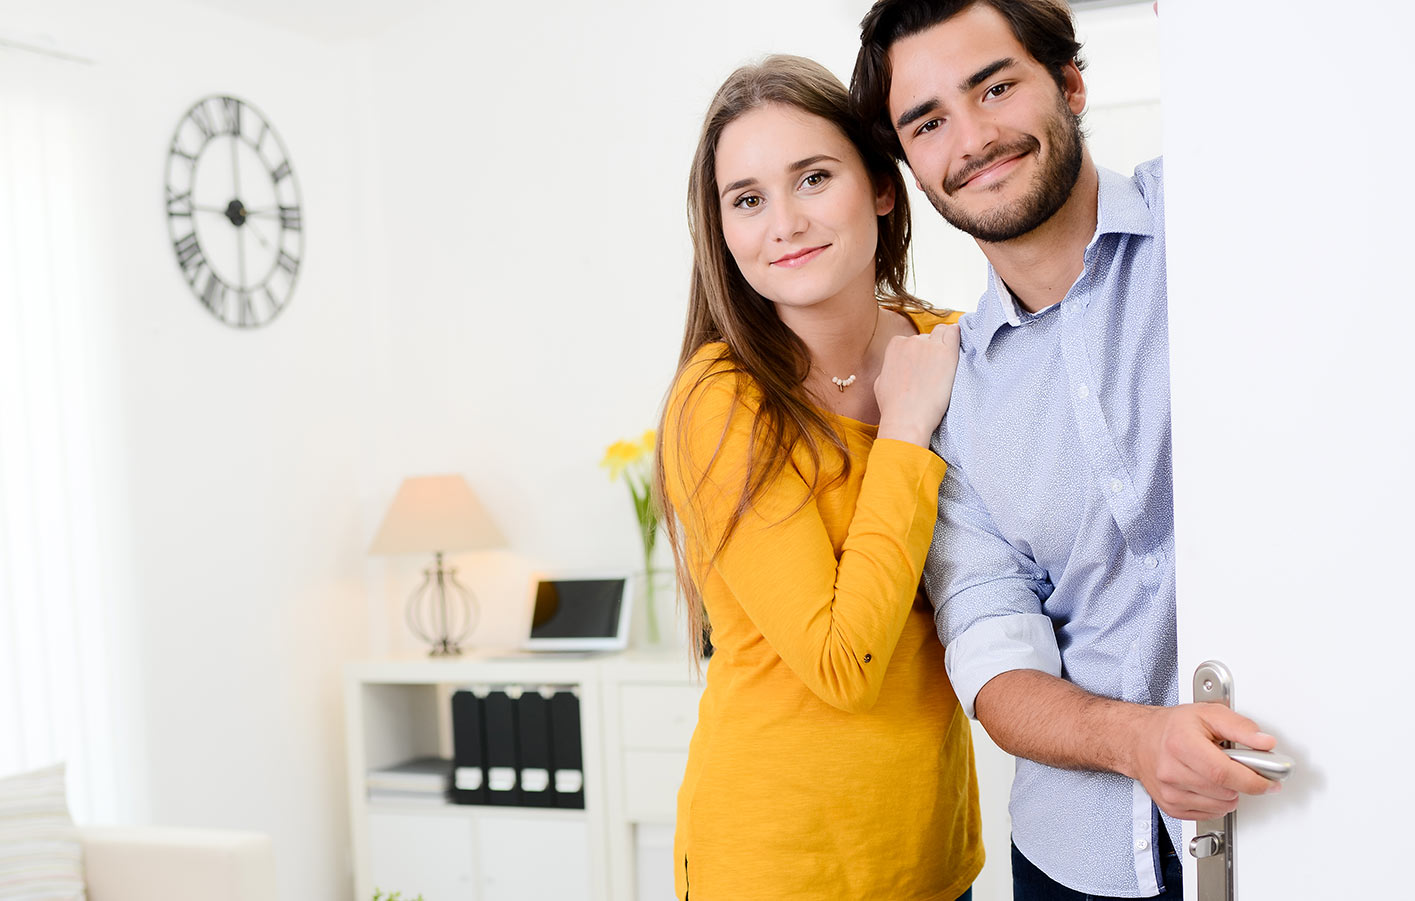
[[1187, 660, 1294, 900], [1223, 747, 1293, 783]]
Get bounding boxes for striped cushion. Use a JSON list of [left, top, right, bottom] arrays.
[[0, 764, 84, 900]]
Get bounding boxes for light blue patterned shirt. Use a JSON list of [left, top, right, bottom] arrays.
[[924, 158, 1177, 897]]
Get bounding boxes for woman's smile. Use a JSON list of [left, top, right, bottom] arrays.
[[771, 244, 829, 267]]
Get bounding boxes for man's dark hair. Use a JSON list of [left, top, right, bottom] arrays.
[[851, 0, 1085, 160]]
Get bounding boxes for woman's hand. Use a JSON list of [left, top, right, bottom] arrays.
[[874, 323, 960, 447]]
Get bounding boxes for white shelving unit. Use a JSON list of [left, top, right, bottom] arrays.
[[344, 652, 702, 901], [597, 655, 703, 901]]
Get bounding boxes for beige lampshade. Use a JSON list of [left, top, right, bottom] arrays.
[[368, 475, 505, 555]]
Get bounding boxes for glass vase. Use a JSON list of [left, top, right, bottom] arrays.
[[634, 567, 679, 649]]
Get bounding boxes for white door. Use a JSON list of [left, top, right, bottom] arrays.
[[1162, 1, 1414, 897]]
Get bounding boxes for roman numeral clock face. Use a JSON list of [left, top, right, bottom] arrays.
[[165, 95, 303, 328]]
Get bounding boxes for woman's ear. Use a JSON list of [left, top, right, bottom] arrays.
[[875, 178, 896, 217]]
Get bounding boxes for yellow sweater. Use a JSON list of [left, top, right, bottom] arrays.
[[663, 309, 983, 900]]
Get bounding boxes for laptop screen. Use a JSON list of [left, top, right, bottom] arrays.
[[527, 577, 628, 642]]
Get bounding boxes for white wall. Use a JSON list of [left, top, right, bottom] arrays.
[[2, 2, 371, 899]]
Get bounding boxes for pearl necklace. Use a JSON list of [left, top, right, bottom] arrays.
[[828, 307, 880, 392]]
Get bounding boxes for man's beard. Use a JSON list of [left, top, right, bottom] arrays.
[[922, 96, 1084, 244]]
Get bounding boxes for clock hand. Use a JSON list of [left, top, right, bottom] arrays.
[[245, 218, 275, 250], [229, 136, 250, 297], [192, 203, 270, 223], [230, 133, 242, 199], [194, 204, 256, 223], [238, 219, 248, 290]]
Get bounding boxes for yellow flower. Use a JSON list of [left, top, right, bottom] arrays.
[[600, 432, 656, 482], [600, 444, 630, 480], [599, 429, 663, 633]]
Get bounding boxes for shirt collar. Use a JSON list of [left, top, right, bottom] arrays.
[[965, 165, 1156, 352], [1092, 164, 1156, 244]]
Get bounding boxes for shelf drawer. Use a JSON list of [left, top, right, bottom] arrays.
[[622, 750, 688, 823], [477, 816, 589, 901], [368, 810, 477, 900], [619, 684, 702, 750]]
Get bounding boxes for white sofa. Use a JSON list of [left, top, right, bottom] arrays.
[[78, 826, 277, 901]]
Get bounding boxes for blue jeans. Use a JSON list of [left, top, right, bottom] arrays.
[[956, 889, 972, 901], [1012, 827, 1181, 900]]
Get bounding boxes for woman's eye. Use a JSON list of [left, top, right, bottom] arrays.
[[801, 172, 828, 189], [733, 194, 762, 209]]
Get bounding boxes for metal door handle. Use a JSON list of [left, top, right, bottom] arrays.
[[1188, 750, 1291, 864], [1189, 660, 1294, 901], [1223, 747, 1293, 782]]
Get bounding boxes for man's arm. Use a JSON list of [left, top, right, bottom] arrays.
[[974, 669, 1281, 820], [926, 452, 1281, 821]]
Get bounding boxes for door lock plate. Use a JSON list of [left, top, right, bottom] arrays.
[[1191, 660, 1236, 900]]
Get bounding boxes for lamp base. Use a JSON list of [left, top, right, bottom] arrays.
[[405, 552, 479, 657]]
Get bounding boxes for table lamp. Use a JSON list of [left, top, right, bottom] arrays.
[[369, 475, 505, 656]]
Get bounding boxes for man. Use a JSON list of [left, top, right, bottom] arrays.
[[851, 2, 1280, 898]]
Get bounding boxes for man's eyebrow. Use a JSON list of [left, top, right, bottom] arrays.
[[720, 155, 841, 198], [896, 99, 940, 132], [961, 57, 1015, 93], [894, 58, 1020, 133]]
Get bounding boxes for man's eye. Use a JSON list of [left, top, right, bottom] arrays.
[[986, 83, 1012, 99], [916, 118, 942, 136]]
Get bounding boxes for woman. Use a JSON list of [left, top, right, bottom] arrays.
[[655, 56, 983, 900]]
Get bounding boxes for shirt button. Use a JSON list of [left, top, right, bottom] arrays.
[[1135, 838, 1150, 852], [1110, 478, 1123, 494], [1076, 384, 1089, 399], [1145, 554, 1158, 569], [863, 653, 872, 663]]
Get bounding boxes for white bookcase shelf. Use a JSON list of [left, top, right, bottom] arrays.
[[344, 651, 702, 901]]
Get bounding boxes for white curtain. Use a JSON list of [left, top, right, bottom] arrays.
[[0, 44, 121, 822]]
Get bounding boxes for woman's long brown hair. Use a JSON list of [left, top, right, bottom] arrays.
[[655, 55, 932, 667]]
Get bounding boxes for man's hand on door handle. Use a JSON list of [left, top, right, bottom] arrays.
[[1121, 702, 1282, 821]]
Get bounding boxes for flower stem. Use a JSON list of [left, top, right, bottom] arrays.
[[641, 543, 660, 644]]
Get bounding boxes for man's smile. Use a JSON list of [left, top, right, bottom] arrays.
[[945, 135, 1042, 194], [958, 152, 1026, 190]]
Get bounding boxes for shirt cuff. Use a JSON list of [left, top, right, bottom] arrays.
[[944, 614, 1062, 718], [867, 437, 948, 485]]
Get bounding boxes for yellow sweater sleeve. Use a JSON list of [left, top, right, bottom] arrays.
[[663, 358, 947, 713]]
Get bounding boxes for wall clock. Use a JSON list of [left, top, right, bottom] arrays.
[[164, 95, 303, 329]]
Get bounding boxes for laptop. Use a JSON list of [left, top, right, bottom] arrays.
[[521, 573, 633, 652]]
